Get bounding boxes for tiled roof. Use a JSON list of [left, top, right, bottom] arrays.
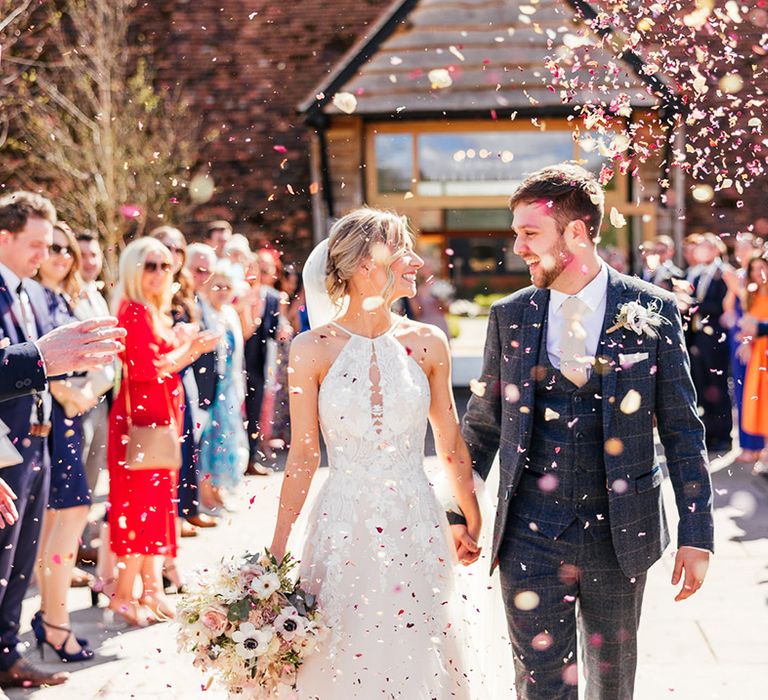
[[302, 0, 662, 117]]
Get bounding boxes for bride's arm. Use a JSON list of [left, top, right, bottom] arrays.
[[425, 328, 482, 555], [269, 332, 323, 561]]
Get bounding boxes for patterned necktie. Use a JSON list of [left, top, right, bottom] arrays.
[[559, 296, 590, 388], [15, 282, 37, 341]]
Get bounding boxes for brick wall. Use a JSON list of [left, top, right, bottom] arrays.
[[131, 0, 387, 263]]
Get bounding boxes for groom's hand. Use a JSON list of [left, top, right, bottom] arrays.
[[671, 547, 710, 601], [450, 524, 481, 566]]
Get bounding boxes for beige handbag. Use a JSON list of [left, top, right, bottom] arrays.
[[122, 367, 182, 471]]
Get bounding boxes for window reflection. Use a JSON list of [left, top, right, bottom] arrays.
[[374, 134, 413, 193], [417, 132, 573, 196]]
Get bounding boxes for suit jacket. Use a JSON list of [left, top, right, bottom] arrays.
[[0, 342, 46, 402], [691, 260, 728, 341], [462, 266, 714, 578], [652, 260, 685, 292], [0, 274, 54, 438], [190, 297, 219, 410], [244, 287, 280, 386]]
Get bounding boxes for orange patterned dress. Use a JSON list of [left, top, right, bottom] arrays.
[[741, 295, 768, 437]]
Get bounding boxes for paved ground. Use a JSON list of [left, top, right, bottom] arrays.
[[7, 401, 768, 698]]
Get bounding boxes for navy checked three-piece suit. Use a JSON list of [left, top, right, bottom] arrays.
[[462, 267, 714, 699], [0, 273, 54, 671]]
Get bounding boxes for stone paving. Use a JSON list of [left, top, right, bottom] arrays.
[[6, 448, 768, 699]]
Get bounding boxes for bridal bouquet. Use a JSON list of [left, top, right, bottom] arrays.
[[177, 550, 328, 697]]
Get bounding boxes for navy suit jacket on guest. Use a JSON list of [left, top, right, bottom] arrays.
[[0, 274, 54, 439], [244, 288, 280, 386], [0, 342, 46, 403], [190, 297, 219, 410], [462, 266, 714, 579]]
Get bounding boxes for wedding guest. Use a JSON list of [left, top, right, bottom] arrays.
[[106, 238, 218, 625], [73, 232, 114, 494], [689, 233, 733, 452], [150, 226, 216, 537], [33, 222, 94, 662], [683, 233, 705, 282], [0, 191, 69, 688], [243, 255, 281, 475], [598, 245, 628, 274], [410, 259, 452, 338], [739, 253, 768, 472], [722, 234, 765, 462], [223, 233, 251, 280], [198, 261, 248, 508], [185, 243, 219, 425], [205, 220, 232, 258]]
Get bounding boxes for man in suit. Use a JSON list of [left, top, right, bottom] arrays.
[[688, 233, 733, 452], [243, 253, 281, 475], [0, 191, 68, 688], [0, 318, 124, 403], [455, 165, 713, 699]]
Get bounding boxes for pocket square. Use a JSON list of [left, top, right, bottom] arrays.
[[618, 352, 649, 366]]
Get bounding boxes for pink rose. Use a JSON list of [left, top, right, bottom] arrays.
[[200, 605, 228, 636]]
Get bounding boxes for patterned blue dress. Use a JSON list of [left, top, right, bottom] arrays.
[[199, 326, 247, 489]]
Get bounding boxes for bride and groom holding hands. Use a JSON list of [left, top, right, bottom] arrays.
[[267, 163, 713, 699]]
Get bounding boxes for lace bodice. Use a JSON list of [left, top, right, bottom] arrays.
[[318, 321, 430, 480]]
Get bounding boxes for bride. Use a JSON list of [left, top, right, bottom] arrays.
[[269, 208, 487, 698]]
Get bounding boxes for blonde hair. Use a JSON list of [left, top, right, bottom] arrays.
[[325, 207, 412, 305], [112, 237, 174, 332]]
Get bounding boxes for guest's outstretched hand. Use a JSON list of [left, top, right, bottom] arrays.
[[672, 547, 710, 601]]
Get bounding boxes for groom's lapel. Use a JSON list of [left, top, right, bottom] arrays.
[[518, 287, 548, 450], [599, 267, 630, 434]]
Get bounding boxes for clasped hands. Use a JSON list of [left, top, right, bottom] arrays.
[[450, 523, 482, 566]]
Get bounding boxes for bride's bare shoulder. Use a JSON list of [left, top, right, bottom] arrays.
[[397, 318, 449, 347], [290, 325, 349, 364]]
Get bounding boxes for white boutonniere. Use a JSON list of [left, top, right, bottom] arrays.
[[607, 299, 669, 337]]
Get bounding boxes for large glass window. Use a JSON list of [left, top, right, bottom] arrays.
[[417, 131, 573, 196], [374, 134, 413, 193]]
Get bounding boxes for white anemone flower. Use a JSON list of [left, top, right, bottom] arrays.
[[249, 572, 281, 600], [231, 622, 274, 660], [274, 606, 306, 642]]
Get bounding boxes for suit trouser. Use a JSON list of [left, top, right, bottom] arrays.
[[498, 517, 646, 700], [689, 333, 732, 448], [0, 439, 49, 670], [177, 395, 199, 518], [245, 376, 265, 463]]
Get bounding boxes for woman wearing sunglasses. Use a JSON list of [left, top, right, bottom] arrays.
[[150, 228, 218, 539], [32, 222, 95, 662], [105, 238, 219, 626]]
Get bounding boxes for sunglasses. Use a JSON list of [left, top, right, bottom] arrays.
[[49, 243, 72, 257], [144, 261, 172, 273]]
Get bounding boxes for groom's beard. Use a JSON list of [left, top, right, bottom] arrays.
[[528, 238, 571, 289]]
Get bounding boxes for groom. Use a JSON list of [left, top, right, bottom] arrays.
[[453, 164, 713, 699]]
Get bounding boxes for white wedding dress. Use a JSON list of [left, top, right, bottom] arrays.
[[293, 320, 479, 699]]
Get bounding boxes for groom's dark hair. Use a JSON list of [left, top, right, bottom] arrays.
[[509, 163, 605, 240]]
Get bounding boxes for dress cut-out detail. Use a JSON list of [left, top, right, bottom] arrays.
[[293, 323, 472, 699]]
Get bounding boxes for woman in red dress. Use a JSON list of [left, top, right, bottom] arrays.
[[107, 238, 219, 625]]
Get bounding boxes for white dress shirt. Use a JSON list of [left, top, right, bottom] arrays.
[[547, 264, 609, 370]]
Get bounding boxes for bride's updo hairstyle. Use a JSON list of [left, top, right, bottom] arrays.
[[325, 207, 413, 305]]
